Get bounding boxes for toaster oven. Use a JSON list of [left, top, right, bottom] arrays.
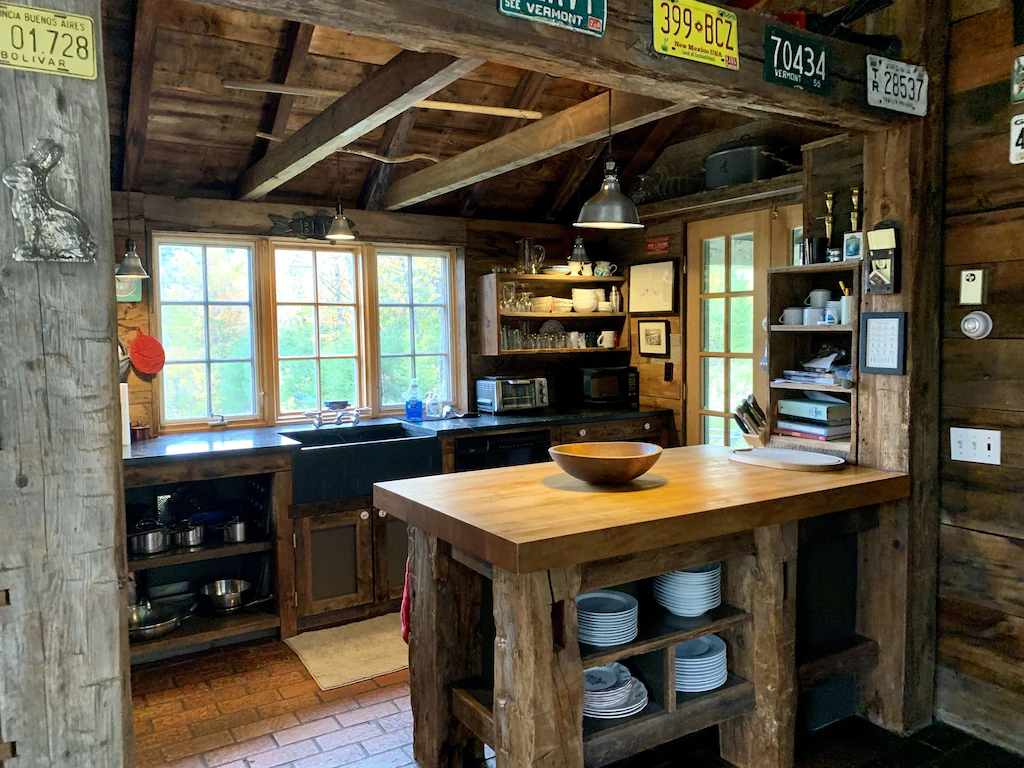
[[475, 377, 549, 413]]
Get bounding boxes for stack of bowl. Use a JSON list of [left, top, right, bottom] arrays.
[[531, 296, 554, 313], [572, 288, 598, 313]]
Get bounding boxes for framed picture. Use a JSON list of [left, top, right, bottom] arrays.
[[629, 259, 678, 314], [859, 311, 906, 375], [843, 231, 864, 261], [638, 320, 670, 358]]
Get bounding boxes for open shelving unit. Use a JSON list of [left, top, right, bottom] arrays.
[[766, 261, 861, 461], [128, 540, 272, 572], [129, 609, 280, 662]]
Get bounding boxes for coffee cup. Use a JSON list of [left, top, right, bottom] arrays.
[[805, 288, 831, 308], [598, 330, 617, 348], [803, 307, 825, 325], [779, 307, 803, 325], [840, 295, 855, 325]]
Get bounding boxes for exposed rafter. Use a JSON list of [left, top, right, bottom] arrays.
[[235, 51, 482, 201], [619, 113, 688, 191], [122, 0, 161, 190], [358, 109, 419, 211], [457, 71, 548, 217], [384, 92, 699, 211], [545, 141, 604, 218], [255, 22, 315, 160]]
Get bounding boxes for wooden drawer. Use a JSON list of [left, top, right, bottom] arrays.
[[560, 416, 668, 446]]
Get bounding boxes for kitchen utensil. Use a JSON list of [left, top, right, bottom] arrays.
[[580, 262, 594, 276], [517, 238, 546, 274], [170, 520, 204, 549], [576, 591, 639, 646], [675, 634, 728, 693], [805, 288, 832, 308], [840, 296, 855, 325], [127, 601, 194, 643], [594, 261, 618, 276], [803, 307, 825, 325], [597, 301, 613, 312], [128, 328, 166, 375], [654, 562, 722, 617], [703, 139, 793, 189], [729, 447, 846, 472], [597, 331, 617, 348], [218, 518, 247, 543], [197, 579, 274, 616], [549, 442, 662, 484], [128, 519, 169, 556], [779, 307, 803, 325]]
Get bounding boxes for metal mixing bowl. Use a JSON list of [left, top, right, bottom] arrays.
[[198, 579, 251, 615]]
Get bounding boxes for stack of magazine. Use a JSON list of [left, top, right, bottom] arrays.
[[773, 393, 851, 442]]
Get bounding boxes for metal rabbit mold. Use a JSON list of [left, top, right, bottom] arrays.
[[2, 138, 97, 263]]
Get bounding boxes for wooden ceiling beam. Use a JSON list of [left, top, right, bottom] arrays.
[[358, 109, 419, 211], [384, 91, 698, 211], [266, 23, 315, 142], [199, 0, 897, 131], [547, 141, 604, 216], [122, 0, 161, 191], [236, 51, 482, 201], [458, 70, 549, 217], [619, 113, 689, 191]]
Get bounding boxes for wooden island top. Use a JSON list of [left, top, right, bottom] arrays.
[[373, 445, 909, 574]]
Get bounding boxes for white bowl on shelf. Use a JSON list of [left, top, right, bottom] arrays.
[[573, 300, 598, 313], [597, 301, 614, 312]]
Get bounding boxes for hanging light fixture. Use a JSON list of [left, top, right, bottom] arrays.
[[116, 193, 150, 278], [326, 152, 356, 240], [574, 91, 644, 231]]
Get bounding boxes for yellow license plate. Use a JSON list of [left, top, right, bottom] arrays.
[[0, 2, 96, 80], [654, 0, 739, 71]]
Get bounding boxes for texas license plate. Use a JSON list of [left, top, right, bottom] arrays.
[[866, 54, 927, 116]]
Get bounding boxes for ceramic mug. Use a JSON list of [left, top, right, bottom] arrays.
[[840, 295, 855, 325], [580, 262, 594, 276], [566, 260, 583, 276], [805, 288, 831, 308], [594, 261, 618, 277], [803, 307, 825, 325], [779, 307, 804, 325], [824, 300, 843, 325], [598, 330, 617, 348]]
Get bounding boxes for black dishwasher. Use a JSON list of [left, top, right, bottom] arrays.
[[453, 430, 552, 472]]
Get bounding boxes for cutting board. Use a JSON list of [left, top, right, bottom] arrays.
[[729, 447, 846, 472]]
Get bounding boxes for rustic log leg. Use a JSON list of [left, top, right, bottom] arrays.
[[408, 526, 485, 767], [492, 566, 584, 768], [720, 522, 798, 768]]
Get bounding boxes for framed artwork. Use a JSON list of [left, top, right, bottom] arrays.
[[843, 231, 864, 261], [629, 259, 678, 314], [859, 311, 906, 375], [115, 272, 143, 302], [638, 320, 670, 358]]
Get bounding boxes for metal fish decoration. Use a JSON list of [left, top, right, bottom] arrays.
[[268, 210, 335, 240]]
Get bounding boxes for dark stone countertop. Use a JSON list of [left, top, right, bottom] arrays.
[[400, 406, 674, 436]]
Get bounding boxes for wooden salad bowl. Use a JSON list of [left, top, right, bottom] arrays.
[[549, 441, 663, 484]]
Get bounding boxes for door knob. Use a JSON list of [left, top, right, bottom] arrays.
[[377, 510, 386, 518], [360, 511, 369, 521], [579, 428, 587, 437]]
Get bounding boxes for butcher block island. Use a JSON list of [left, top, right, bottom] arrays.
[[373, 446, 909, 768]]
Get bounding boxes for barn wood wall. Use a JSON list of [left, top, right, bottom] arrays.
[[935, 0, 1024, 754]]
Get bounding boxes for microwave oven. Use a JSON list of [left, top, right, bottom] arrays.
[[582, 367, 639, 406], [476, 377, 549, 413]]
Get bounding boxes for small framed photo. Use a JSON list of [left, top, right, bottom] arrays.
[[860, 311, 906, 375], [843, 231, 864, 261], [629, 259, 678, 314], [638, 320, 670, 358]]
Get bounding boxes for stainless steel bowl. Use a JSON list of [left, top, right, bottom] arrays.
[[198, 579, 251, 615], [128, 520, 168, 556], [127, 601, 192, 643], [170, 521, 204, 549]]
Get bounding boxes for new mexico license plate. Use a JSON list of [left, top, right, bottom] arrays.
[[866, 54, 927, 116], [654, 0, 739, 70], [0, 2, 96, 80]]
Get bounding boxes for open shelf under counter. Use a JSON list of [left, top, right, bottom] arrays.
[[770, 380, 854, 394], [770, 324, 854, 333], [129, 609, 280, 662], [580, 604, 751, 669], [128, 540, 273, 572]]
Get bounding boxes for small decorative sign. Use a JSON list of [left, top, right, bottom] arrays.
[[268, 210, 335, 240], [638, 319, 671, 358], [860, 311, 906, 375], [763, 25, 830, 95], [498, 0, 606, 38], [654, 0, 739, 71], [0, 2, 97, 80], [646, 235, 670, 255], [866, 55, 928, 116], [1012, 55, 1024, 102], [1010, 115, 1024, 165]]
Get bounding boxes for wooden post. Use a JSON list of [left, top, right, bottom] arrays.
[[720, 523, 798, 768], [273, 470, 298, 638], [492, 566, 585, 768], [857, 0, 948, 734], [408, 527, 485, 767], [0, 1, 130, 765]]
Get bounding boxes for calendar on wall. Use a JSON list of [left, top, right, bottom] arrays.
[[860, 312, 907, 375]]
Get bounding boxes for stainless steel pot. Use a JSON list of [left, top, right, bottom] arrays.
[[170, 520, 204, 549], [128, 519, 168, 556], [198, 579, 273, 616], [127, 601, 194, 643], [219, 518, 246, 544]]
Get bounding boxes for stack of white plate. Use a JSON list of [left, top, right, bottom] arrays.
[[675, 634, 728, 693], [653, 562, 722, 617], [583, 662, 649, 719], [576, 590, 639, 646]]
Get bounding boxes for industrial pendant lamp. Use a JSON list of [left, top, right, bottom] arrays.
[[574, 91, 644, 231], [326, 152, 356, 240], [116, 194, 150, 278]]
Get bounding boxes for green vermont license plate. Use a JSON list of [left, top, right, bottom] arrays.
[[763, 25, 830, 95]]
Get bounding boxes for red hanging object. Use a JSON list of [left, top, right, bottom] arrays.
[[129, 327, 165, 375]]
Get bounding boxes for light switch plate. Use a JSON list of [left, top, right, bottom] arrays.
[[959, 269, 986, 305], [950, 427, 1001, 465]]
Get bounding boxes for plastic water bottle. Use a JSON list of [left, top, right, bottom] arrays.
[[404, 378, 423, 421]]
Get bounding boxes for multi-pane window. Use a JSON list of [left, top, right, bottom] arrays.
[[154, 238, 258, 424], [273, 247, 362, 415], [375, 249, 452, 408]]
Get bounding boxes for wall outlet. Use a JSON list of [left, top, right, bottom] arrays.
[[959, 269, 986, 305], [950, 427, 1001, 465]]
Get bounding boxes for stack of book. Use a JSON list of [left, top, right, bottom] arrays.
[[773, 397, 852, 442]]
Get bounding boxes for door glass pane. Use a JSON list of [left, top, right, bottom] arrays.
[[321, 358, 358, 406], [702, 237, 726, 293], [310, 524, 357, 601], [279, 359, 317, 412], [277, 305, 317, 357], [276, 250, 316, 302], [729, 296, 753, 353], [206, 247, 251, 302], [316, 251, 357, 303], [702, 357, 725, 412], [162, 305, 207, 360], [730, 233, 754, 291], [163, 364, 208, 420], [729, 358, 753, 411], [211, 362, 254, 415], [702, 415, 726, 446], [702, 298, 725, 352], [791, 227, 804, 265]]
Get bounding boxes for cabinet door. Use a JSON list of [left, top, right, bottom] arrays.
[[561, 417, 668, 446], [295, 509, 374, 617], [372, 509, 408, 602]]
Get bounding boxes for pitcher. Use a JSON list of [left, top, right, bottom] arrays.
[[518, 238, 546, 274]]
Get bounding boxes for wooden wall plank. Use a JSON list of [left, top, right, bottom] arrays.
[[938, 597, 1024, 698], [941, 339, 1024, 410], [939, 525, 1024, 618], [936, 665, 1024, 755], [945, 209, 1024, 265]]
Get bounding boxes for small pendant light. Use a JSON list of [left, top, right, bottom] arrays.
[[569, 235, 588, 262], [116, 193, 150, 278], [326, 152, 356, 240], [574, 92, 644, 231]]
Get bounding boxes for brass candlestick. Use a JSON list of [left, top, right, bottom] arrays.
[[850, 187, 861, 232], [823, 191, 835, 242]]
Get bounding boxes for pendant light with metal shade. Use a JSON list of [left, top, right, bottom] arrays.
[[116, 193, 150, 279], [326, 152, 356, 240], [574, 91, 644, 231]]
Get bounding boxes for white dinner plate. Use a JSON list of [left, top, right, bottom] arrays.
[[676, 634, 727, 660], [575, 591, 639, 615], [584, 663, 631, 692]]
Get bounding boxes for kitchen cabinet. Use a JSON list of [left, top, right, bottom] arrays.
[[373, 509, 408, 602], [294, 508, 374, 617], [556, 415, 669, 447]]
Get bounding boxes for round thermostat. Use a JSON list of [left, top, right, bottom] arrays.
[[961, 311, 993, 340]]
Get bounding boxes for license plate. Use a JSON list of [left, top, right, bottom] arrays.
[[654, 0, 739, 71], [0, 2, 96, 80], [1010, 115, 1024, 165], [866, 54, 927, 116], [763, 25, 830, 95]]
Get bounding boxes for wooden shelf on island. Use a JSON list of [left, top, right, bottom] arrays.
[[128, 541, 272, 572], [580, 604, 751, 669], [768, 261, 860, 275], [129, 609, 280, 661], [770, 325, 854, 333], [500, 311, 627, 319], [770, 381, 853, 393]]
